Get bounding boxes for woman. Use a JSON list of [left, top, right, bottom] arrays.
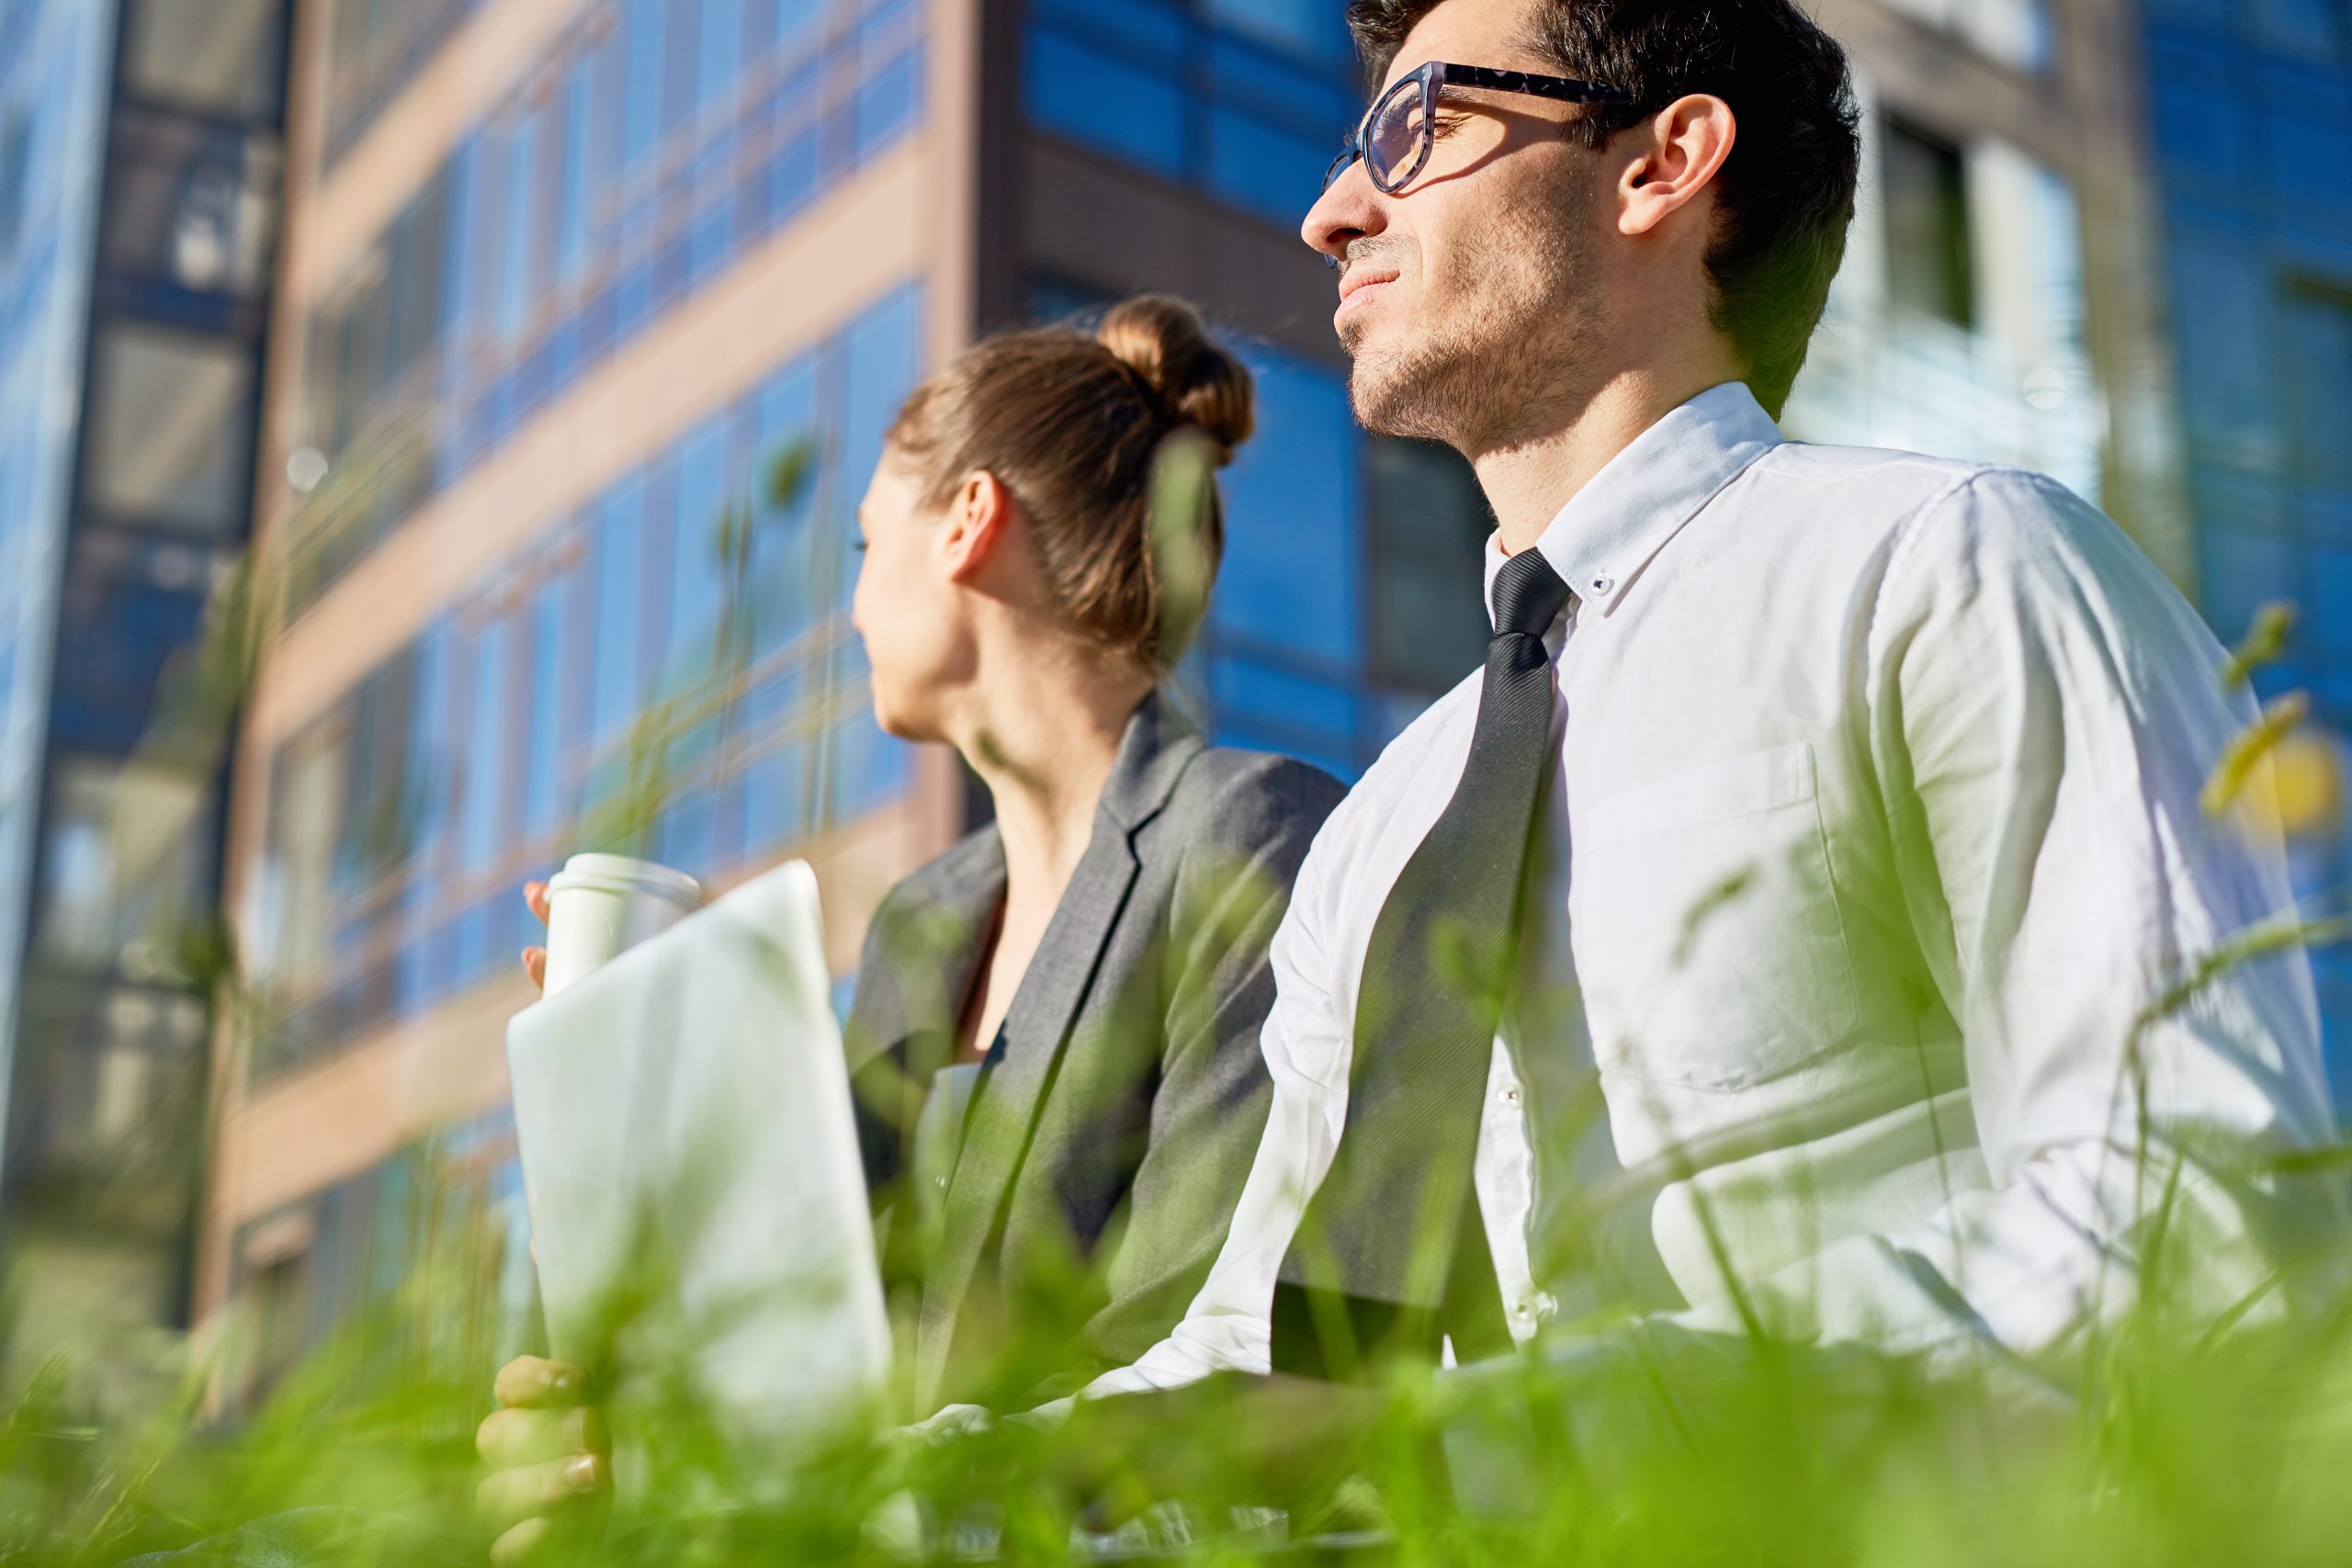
[[480, 298, 1341, 1552], [837, 294, 1343, 1416]]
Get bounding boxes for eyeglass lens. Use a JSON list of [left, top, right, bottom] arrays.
[[1366, 78, 1428, 190]]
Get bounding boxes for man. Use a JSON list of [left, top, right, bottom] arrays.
[[1070, 0, 2343, 1404]]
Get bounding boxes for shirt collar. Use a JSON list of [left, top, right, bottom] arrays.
[[1482, 381, 1783, 629]]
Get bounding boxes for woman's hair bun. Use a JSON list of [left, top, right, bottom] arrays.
[[1094, 295, 1257, 465]]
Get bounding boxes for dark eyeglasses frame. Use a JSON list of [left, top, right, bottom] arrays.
[[1322, 61, 1637, 199]]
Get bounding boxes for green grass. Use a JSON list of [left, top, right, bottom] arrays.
[[9, 1213, 2352, 1566]]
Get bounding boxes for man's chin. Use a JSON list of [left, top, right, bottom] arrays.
[[1347, 349, 1441, 442]]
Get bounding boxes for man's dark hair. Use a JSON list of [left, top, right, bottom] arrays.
[[1350, 0, 1861, 418]]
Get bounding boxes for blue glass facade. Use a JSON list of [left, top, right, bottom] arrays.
[[0, 0, 114, 1138], [2141, 0, 2352, 1100], [1, 0, 292, 1359], [290, 0, 929, 611], [1022, 1, 1498, 777], [252, 282, 925, 1083]]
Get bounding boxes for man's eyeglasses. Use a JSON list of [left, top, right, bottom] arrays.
[[1322, 61, 1635, 198]]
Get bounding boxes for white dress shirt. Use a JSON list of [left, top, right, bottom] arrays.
[[1086, 382, 2344, 1394]]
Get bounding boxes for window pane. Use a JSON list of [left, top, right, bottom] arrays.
[[0, 110, 28, 257], [1032, 0, 1187, 57], [752, 357, 820, 658], [854, 43, 922, 160], [592, 479, 646, 740], [498, 108, 544, 343], [838, 287, 925, 606], [123, 0, 286, 120], [556, 58, 597, 287], [1883, 118, 1974, 330], [1210, 656, 1358, 776], [38, 758, 213, 973], [700, 0, 743, 112], [266, 720, 347, 988], [1216, 351, 1362, 665], [738, 671, 808, 852], [2198, 527, 2299, 653], [85, 323, 256, 533], [524, 574, 571, 837], [102, 109, 281, 297], [1369, 439, 1491, 693], [1206, 106, 1327, 226], [1205, 34, 1352, 128], [48, 549, 210, 754], [462, 616, 512, 869], [2251, 0, 2345, 60], [1023, 26, 1186, 177], [825, 643, 907, 822], [408, 618, 456, 867], [1201, 0, 1350, 62], [622, 0, 667, 170], [776, 0, 824, 58], [670, 421, 729, 680], [442, 134, 486, 345], [2287, 286, 2352, 487]]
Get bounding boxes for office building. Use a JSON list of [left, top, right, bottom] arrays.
[[198, 0, 2183, 1377], [0, 0, 289, 1381], [2139, 0, 2352, 1097]]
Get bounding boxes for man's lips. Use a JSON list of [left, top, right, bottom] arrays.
[[1336, 268, 1401, 318]]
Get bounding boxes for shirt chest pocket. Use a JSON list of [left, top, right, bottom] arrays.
[[1568, 742, 1860, 1090]]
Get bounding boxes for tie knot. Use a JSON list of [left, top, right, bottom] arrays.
[[1491, 549, 1571, 641]]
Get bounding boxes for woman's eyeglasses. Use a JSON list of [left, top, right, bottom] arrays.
[[1322, 61, 1635, 198]]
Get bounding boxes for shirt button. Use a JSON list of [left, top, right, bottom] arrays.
[[1513, 1293, 1556, 1323], [1498, 1085, 1521, 1108], [934, 1176, 948, 1190], [1588, 574, 1614, 597]]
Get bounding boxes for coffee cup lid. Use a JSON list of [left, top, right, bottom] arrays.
[[548, 853, 702, 907]]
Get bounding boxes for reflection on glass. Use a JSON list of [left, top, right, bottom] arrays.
[[2288, 287, 2352, 487], [1369, 439, 1493, 693], [85, 323, 255, 533], [123, 0, 286, 120], [1883, 118, 1975, 331], [462, 615, 512, 872], [105, 109, 280, 297], [1201, 0, 1350, 62], [38, 757, 212, 973]]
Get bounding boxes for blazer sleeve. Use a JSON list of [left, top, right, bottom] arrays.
[[1046, 754, 1347, 1392]]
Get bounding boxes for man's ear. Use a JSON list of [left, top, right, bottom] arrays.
[[941, 470, 1015, 583], [1618, 94, 1737, 238]]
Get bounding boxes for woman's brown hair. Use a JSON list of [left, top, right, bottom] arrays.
[[886, 295, 1256, 671]]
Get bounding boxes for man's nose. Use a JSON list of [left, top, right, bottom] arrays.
[[1302, 160, 1379, 266]]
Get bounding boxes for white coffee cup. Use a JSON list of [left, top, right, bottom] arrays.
[[540, 853, 704, 998]]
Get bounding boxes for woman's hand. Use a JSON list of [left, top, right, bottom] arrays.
[[519, 881, 552, 994], [476, 1356, 609, 1565]]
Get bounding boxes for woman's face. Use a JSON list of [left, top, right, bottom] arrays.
[[851, 449, 969, 741]]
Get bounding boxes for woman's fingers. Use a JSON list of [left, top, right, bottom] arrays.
[[476, 1404, 607, 1468], [488, 1517, 552, 1568], [522, 947, 547, 990], [493, 1356, 585, 1409], [475, 1452, 608, 1533], [524, 880, 551, 927]]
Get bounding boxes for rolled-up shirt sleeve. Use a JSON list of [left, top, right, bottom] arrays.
[[1669, 470, 2345, 1366]]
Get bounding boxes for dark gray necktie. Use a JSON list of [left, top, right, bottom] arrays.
[[1273, 548, 1571, 1378]]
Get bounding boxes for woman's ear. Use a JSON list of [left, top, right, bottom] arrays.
[[941, 470, 1015, 583]]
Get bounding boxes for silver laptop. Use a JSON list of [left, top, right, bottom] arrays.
[[505, 860, 891, 1461]]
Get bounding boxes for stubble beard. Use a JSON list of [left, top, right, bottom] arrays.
[[1342, 186, 1606, 456]]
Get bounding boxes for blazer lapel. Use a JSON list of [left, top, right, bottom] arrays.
[[911, 696, 1204, 1409], [843, 829, 1006, 1079]]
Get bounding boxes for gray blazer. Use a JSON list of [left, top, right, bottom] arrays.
[[844, 695, 1343, 1413]]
